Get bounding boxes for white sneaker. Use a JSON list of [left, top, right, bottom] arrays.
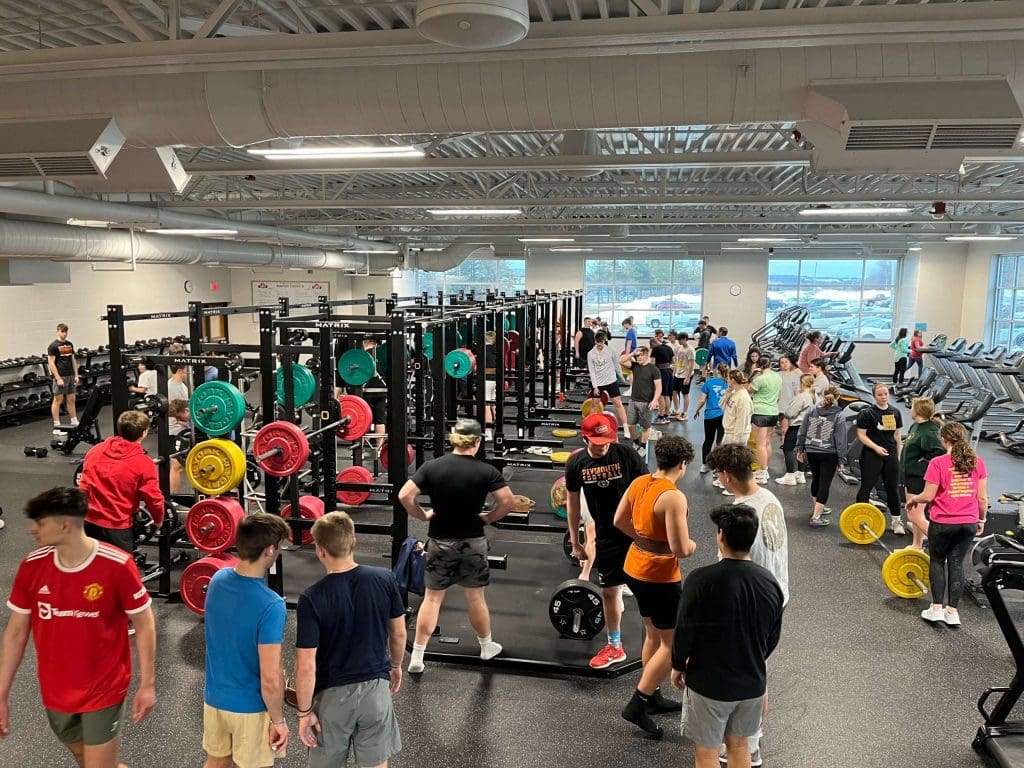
[[795, 472, 806, 484], [943, 609, 962, 627], [699, 464, 709, 474], [408, 657, 425, 674], [712, 479, 723, 488], [892, 518, 907, 536], [921, 605, 945, 622], [480, 640, 503, 661], [621, 583, 633, 597], [722, 489, 734, 496], [0, 518, 5, 529], [70, 419, 79, 426], [774, 473, 797, 486], [755, 471, 769, 485]]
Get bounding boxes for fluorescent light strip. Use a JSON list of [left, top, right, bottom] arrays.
[[550, 247, 593, 252], [799, 207, 912, 216], [144, 228, 238, 236], [721, 246, 763, 251], [908, 247, 922, 251], [736, 237, 802, 243], [428, 208, 522, 216], [518, 237, 575, 243], [343, 248, 400, 254], [249, 145, 423, 158], [945, 235, 1017, 242]]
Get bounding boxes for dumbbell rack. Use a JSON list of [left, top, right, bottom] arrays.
[[0, 357, 53, 422]]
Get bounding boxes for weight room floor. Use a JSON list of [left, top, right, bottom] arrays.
[[0, 405, 1021, 768]]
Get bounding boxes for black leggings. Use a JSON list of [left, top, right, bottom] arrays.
[[806, 453, 839, 505], [782, 425, 801, 473], [857, 449, 901, 518], [927, 522, 977, 608], [893, 358, 907, 384], [702, 416, 724, 462]]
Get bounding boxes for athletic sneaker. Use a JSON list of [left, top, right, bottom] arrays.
[[648, 428, 663, 439], [809, 517, 830, 527], [622, 695, 664, 738], [0, 518, 5, 530], [70, 418, 79, 426], [718, 746, 762, 767], [480, 640, 503, 660], [822, 507, 833, 515], [408, 657, 425, 674], [712, 479, 723, 488], [795, 472, 806, 484], [892, 518, 907, 536], [621, 583, 633, 597], [699, 464, 709, 474], [722, 489, 733, 496], [755, 471, 769, 485], [920, 605, 945, 623], [774, 474, 797, 486], [943, 609, 962, 627], [589, 643, 627, 669]]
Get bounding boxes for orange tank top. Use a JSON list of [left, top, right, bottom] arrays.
[[623, 475, 682, 583]]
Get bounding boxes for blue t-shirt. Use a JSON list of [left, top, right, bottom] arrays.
[[701, 377, 729, 419], [204, 366, 220, 383], [296, 565, 406, 691], [204, 568, 287, 714], [624, 328, 638, 355], [709, 337, 738, 367]]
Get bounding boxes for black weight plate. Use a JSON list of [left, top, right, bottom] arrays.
[[548, 578, 604, 640], [561, 524, 587, 566]]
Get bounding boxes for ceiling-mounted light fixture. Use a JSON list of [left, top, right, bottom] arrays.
[[518, 237, 575, 243], [343, 247, 401, 254], [248, 145, 424, 160], [144, 228, 239, 236], [798, 206, 912, 216], [737, 237, 801, 243], [550, 247, 594, 252], [945, 235, 1016, 242], [908, 246, 922, 252], [428, 208, 522, 216]]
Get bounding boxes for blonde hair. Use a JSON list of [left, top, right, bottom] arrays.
[[799, 374, 815, 390], [715, 363, 730, 379], [450, 432, 481, 450], [820, 386, 841, 409], [312, 511, 356, 557], [911, 397, 942, 426], [485, 330, 497, 344], [941, 422, 976, 474], [872, 381, 890, 397], [728, 369, 747, 385]]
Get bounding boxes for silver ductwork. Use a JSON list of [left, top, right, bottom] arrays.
[[407, 243, 493, 272]]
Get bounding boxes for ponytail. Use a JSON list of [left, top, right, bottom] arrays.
[[941, 422, 976, 474], [716, 363, 730, 379], [911, 396, 944, 427], [820, 386, 841, 409]]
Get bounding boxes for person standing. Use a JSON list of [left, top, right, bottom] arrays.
[[167, 365, 190, 403], [614, 436, 697, 738], [167, 399, 192, 496], [776, 355, 801, 437], [694, 364, 730, 473], [900, 397, 946, 551], [574, 316, 596, 366], [650, 336, 675, 425], [203, 514, 291, 768], [797, 331, 836, 374], [749, 357, 782, 485], [708, 327, 738, 369], [906, 422, 988, 627], [671, 504, 784, 768], [621, 317, 639, 356], [856, 382, 905, 534], [741, 348, 762, 382], [890, 327, 910, 384], [721, 371, 753, 454], [398, 419, 514, 674], [587, 331, 630, 433], [620, 346, 661, 456], [47, 323, 81, 434], [672, 332, 695, 421], [0, 487, 157, 766], [78, 410, 165, 555], [909, 329, 926, 379], [294, 512, 406, 768], [796, 386, 848, 527], [809, 359, 831, 403], [359, 338, 389, 447], [566, 412, 649, 670], [776, 374, 816, 487]]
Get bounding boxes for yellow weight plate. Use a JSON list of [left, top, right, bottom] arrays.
[[550, 451, 573, 464], [839, 502, 887, 545], [552, 428, 578, 439], [882, 549, 930, 599], [185, 439, 246, 496], [580, 399, 604, 418]]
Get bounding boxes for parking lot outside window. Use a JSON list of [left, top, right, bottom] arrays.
[[582, 259, 704, 337]]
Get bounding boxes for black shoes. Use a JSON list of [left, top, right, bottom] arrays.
[[622, 692, 664, 739], [647, 686, 683, 714]]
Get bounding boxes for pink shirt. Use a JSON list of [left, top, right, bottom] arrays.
[[797, 342, 823, 374], [923, 453, 987, 524], [910, 336, 924, 360]]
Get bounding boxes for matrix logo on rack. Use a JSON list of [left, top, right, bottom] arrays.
[[37, 603, 100, 620]]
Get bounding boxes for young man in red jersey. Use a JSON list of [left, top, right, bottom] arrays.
[[0, 486, 157, 767]]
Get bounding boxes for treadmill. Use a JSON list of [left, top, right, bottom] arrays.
[[930, 337, 967, 380], [974, 536, 1024, 765]]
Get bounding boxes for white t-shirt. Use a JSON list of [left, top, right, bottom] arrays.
[[734, 487, 790, 606], [167, 379, 189, 403], [587, 344, 620, 387], [136, 369, 157, 393]]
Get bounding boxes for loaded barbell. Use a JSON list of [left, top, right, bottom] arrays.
[[839, 502, 931, 599]]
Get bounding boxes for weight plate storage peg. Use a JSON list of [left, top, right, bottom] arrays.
[[181, 553, 239, 615], [444, 348, 475, 379], [549, 578, 605, 640], [839, 503, 887, 545], [185, 439, 247, 496], [190, 381, 246, 436], [252, 421, 311, 477], [275, 364, 317, 408], [336, 465, 374, 505], [186, 497, 245, 554], [336, 395, 373, 442], [378, 441, 415, 470], [281, 496, 325, 545], [338, 348, 376, 386], [882, 549, 931, 599]]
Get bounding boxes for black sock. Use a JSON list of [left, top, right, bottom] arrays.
[[636, 689, 652, 703]]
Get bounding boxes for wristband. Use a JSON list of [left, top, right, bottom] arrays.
[[297, 707, 313, 716], [390, 664, 401, 670], [271, 718, 286, 726]]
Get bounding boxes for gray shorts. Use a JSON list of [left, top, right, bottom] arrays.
[[682, 688, 763, 748], [54, 380, 76, 396], [626, 398, 654, 429], [424, 536, 490, 590], [309, 678, 400, 768]]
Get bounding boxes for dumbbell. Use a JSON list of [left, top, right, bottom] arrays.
[[27, 393, 39, 404], [15, 396, 28, 409], [23, 446, 48, 458]]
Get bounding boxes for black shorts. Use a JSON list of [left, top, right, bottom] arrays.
[[904, 476, 926, 495], [751, 414, 779, 428], [84, 521, 135, 555], [675, 377, 692, 395], [625, 576, 681, 630], [594, 541, 629, 588], [597, 382, 621, 399], [365, 395, 387, 425], [659, 369, 674, 397], [172, 433, 192, 466]]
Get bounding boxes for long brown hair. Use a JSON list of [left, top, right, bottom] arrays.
[[941, 422, 976, 474], [911, 397, 943, 427]]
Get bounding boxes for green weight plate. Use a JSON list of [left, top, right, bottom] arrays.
[[422, 333, 434, 361], [695, 348, 709, 366], [189, 381, 246, 436], [376, 341, 389, 377], [503, 315, 515, 332], [444, 348, 474, 379], [338, 348, 375, 386], [275, 364, 316, 408]]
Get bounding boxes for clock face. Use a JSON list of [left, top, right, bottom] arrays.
[[729, 284, 742, 297], [183, 280, 194, 294]]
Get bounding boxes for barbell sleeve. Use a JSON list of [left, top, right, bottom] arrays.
[[859, 522, 930, 596], [253, 446, 284, 463], [304, 416, 351, 440]]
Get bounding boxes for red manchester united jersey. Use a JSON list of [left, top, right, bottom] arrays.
[[6, 541, 151, 713]]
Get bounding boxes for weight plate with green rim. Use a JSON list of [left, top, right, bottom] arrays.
[[422, 333, 434, 361], [275, 364, 317, 408], [189, 381, 246, 436], [695, 348, 710, 366], [376, 341, 390, 377], [338, 348, 376, 386], [444, 348, 475, 379]]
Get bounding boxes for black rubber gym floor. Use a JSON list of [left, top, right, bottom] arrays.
[[0, 405, 1020, 767]]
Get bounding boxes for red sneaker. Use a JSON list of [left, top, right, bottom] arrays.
[[589, 643, 627, 669]]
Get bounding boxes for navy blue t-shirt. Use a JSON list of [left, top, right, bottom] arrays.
[[296, 565, 405, 691]]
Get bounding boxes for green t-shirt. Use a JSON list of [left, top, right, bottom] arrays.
[[750, 369, 782, 416]]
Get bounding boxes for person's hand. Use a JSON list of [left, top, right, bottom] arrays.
[[671, 669, 686, 690], [905, 498, 919, 512], [648, 400, 658, 411], [0, 694, 10, 740], [797, 452, 805, 463], [571, 543, 587, 562], [132, 683, 157, 723], [390, 667, 402, 694], [693, 410, 702, 420], [592, 389, 600, 399], [73, 374, 80, 383], [268, 720, 289, 753], [299, 712, 321, 749], [978, 520, 987, 533], [56, 378, 64, 387], [874, 446, 889, 457]]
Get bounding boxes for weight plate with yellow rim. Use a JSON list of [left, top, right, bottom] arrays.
[[882, 549, 930, 599], [550, 451, 573, 464], [580, 399, 605, 418], [185, 439, 247, 496], [552, 428, 578, 439], [838, 502, 887, 545]]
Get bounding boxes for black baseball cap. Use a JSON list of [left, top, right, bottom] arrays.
[[452, 418, 483, 438]]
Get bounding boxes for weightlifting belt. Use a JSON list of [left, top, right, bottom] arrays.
[[656, 363, 672, 370], [632, 534, 673, 556]]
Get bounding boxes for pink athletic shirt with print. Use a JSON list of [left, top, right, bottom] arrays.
[[923, 453, 987, 525]]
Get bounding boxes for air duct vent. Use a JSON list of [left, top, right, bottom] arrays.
[[845, 125, 931, 151], [931, 124, 1021, 149], [0, 158, 41, 178], [0, 118, 124, 181], [33, 156, 104, 176]]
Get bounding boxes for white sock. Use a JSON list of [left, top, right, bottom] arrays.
[[408, 642, 426, 672], [477, 634, 493, 647], [749, 730, 762, 753]]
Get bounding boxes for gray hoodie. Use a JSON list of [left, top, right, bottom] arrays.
[[795, 403, 848, 458]]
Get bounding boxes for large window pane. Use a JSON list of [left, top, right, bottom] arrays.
[[410, 258, 526, 297], [584, 259, 704, 337], [991, 255, 1024, 352]]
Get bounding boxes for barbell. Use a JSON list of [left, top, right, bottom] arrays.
[[181, 553, 239, 615], [839, 502, 931, 599]]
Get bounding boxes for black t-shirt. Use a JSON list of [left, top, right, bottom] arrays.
[[856, 405, 903, 453], [629, 362, 660, 403], [485, 345, 498, 369], [296, 566, 405, 691], [578, 327, 596, 360], [695, 329, 712, 349], [47, 338, 75, 377], [672, 559, 784, 701], [412, 453, 507, 539], [564, 443, 648, 548], [651, 344, 674, 367]]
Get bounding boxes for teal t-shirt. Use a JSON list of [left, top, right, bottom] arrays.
[[751, 369, 782, 416], [891, 337, 910, 362]]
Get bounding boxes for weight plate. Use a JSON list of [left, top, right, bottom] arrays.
[[552, 428, 578, 439], [882, 549, 931, 599], [336, 465, 374, 505], [580, 399, 605, 418], [970, 534, 999, 580], [186, 497, 244, 554], [281, 496, 325, 545], [181, 553, 239, 615], [444, 348, 475, 379], [550, 477, 567, 518], [376, 341, 390, 377], [253, 421, 310, 477], [695, 348, 710, 366], [839, 502, 887, 545], [190, 381, 246, 436], [185, 439, 247, 496], [504, 316, 516, 332], [379, 441, 414, 470], [550, 451, 572, 464], [422, 333, 434, 361], [548, 578, 604, 640], [337, 395, 373, 442], [275, 364, 317, 408], [338, 348, 376, 386]]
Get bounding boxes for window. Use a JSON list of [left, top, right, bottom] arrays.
[[409, 259, 526, 298], [991, 254, 1024, 350], [583, 259, 704, 336], [766, 258, 898, 341]]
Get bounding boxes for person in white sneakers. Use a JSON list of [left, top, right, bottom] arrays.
[[796, 387, 848, 527], [718, 371, 753, 497], [855, 382, 905, 535], [671, 332, 695, 420], [705, 443, 789, 767], [776, 374, 816, 487], [748, 357, 782, 485], [588, 331, 630, 434], [47, 323, 81, 434]]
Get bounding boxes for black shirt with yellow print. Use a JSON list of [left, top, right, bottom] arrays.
[[856, 405, 903, 453]]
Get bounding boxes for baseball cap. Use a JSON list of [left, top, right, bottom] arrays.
[[581, 412, 618, 445], [452, 418, 483, 438]]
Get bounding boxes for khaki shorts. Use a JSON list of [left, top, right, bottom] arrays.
[[203, 704, 285, 768], [46, 700, 125, 746]]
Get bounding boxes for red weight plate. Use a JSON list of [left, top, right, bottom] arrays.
[[186, 497, 244, 554], [379, 441, 415, 470], [281, 495, 325, 545], [181, 553, 239, 615], [506, 331, 521, 352], [336, 465, 374, 505], [253, 421, 310, 477], [337, 395, 373, 442]]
